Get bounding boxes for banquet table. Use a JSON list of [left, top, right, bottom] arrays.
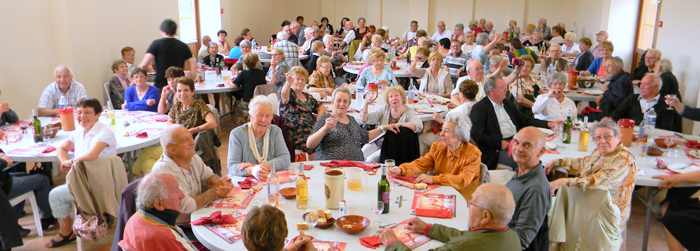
[[538, 127, 700, 250], [1, 110, 168, 180], [346, 97, 449, 123], [343, 60, 413, 78], [191, 161, 469, 251], [195, 71, 239, 95], [255, 50, 309, 63]]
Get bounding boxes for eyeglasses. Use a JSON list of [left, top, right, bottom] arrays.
[[593, 134, 615, 141], [467, 199, 490, 212], [319, 65, 331, 69], [75, 111, 94, 116]]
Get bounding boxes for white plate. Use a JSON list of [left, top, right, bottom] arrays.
[[584, 90, 604, 95], [668, 163, 700, 174], [538, 128, 554, 135], [418, 108, 441, 113], [688, 150, 700, 159], [545, 142, 557, 150]]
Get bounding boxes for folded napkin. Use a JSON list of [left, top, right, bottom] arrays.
[[238, 177, 258, 190], [393, 175, 418, 184], [581, 107, 603, 115], [191, 210, 238, 225], [431, 123, 442, 134], [320, 159, 379, 172], [42, 147, 56, 154], [414, 208, 452, 218], [135, 132, 149, 138], [303, 164, 314, 171], [359, 236, 382, 249]]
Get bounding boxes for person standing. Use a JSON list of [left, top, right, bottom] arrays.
[[139, 19, 196, 91]]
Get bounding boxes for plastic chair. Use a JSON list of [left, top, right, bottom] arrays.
[[268, 93, 279, 115], [225, 58, 238, 69], [103, 82, 111, 107], [8, 191, 43, 237]]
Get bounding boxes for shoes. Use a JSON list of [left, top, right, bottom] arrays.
[[19, 227, 31, 237], [41, 217, 58, 231]]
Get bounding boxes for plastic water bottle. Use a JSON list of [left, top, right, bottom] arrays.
[[645, 109, 657, 139], [408, 79, 417, 104], [59, 95, 67, 109], [356, 86, 364, 106], [267, 163, 280, 208]]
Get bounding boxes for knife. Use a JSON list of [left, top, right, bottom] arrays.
[[674, 133, 687, 139], [243, 191, 254, 204], [398, 195, 403, 208]]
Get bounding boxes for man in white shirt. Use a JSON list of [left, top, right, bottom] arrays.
[[431, 21, 452, 42], [403, 20, 419, 41], [339, 20, 356, 49], [484, 21, 495, 38], [197, 35, 211, 62], [451, 60, 485, 104], [37, 65, 88, 116]]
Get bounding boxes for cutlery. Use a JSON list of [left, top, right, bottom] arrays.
[[379, 222, 398, 228], [242, 190, 254, 203], [674, 133, 687, 139], [677, 164, 693, 170], [398, 195, 403, 208]]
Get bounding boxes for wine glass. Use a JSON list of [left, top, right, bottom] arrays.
[[371, 201, 385, 227], [665, 137, 677, 157], [666, 94, 678, 110], [42, 127, 52, 145], [367, 91, 378, 101], [385, 159, 396, 191], [19, 122, 29, 135], [304, 211, 319, 237], [289, 163, 300, 182]]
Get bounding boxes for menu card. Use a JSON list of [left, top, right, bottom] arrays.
[[206, 187, 253, 209], [204, 211, 247, 244], [390, 176, 439, 192], [410, 192, 456, 218], [283, 240, 347, 251], [387, 219, 432, 249]]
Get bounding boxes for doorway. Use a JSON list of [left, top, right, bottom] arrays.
[[632, 0, 662, 71]]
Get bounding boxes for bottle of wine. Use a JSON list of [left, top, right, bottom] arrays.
[[578, 116, 590, 152], [267, 163, 280, 208], [378, 165, 390, 214], [563, 110, 572, 144], [296, 164, 308, 209], [32, 109, 43, 143]]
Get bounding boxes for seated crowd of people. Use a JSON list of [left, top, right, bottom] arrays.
[[0, 14, 696, 251]]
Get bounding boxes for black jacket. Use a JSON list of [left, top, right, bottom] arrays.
[[574, 50, 595, 71], [599, 71, 633, 116], [609, 94, 682, 133], [660, 71, 680, 98], [470, 97, 548, 169]]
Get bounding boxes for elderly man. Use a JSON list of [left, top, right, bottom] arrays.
[[273, 31, 299, 60], [379, 183, 521, 251], [536, 18, 551, 40], [472, 32, 502, 73], [403, 20, 419, 41], [139, 19, 196, 90], [339, 20, 356, 49], [656, 59, 680, 97], [484, 21, 495, 37], [596, 57, 633, 117], [470, 76, 559, 170], [151, 124, 233, 226], [632, 49, 662, 85], [537, 44, 570, 73], [451, 60, 485, 105], [300, 26, 322, 55], [468, 19, 483, 34], [37, 65, 88, 116], [605, 74, 682, 132], [197, 35, 212, 62], [431, 21, 452, 42], [289, 22, 301, 45], [119, 173, 197, 251], [443, 40, 472, 84], [507, 126, 552, 251], [0, 90, 18, 126], [591, 30, 608, 58]]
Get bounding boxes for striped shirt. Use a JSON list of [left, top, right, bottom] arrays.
[[37, 80, 88, 109], [443, 52, 471, 78], [273, 40, 299, 59]]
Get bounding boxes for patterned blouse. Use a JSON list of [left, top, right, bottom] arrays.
[[552, 143, 637, 230], [310, 113, 369, 161], [108, 76, 127, 109], [267, 61, 289, 88], [308, 70, 336, 89], [168, 99, 211, 129], [279, 91, 321, 153]]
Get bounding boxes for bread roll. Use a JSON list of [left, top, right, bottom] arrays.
[[297, 222, 309, 230], [323, 210, 332, 219]]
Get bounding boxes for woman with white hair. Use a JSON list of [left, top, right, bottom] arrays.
[[228, 95, 291, 180], [561, 32, 580, 58], [654, 58, 679, 97], [390, 113, 483, 200], [452, 23, 466, 43], [409, 51, 452, 97], [532, 73, 578, 121], [232, 40, 263, 71]]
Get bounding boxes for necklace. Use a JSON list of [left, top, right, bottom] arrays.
[[178, 164, 194, 191]]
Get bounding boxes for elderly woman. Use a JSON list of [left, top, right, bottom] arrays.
[[390, 113, 482, 200], [107, 59, 131, 109], [307, 88, 384, 161], [460, 31, 476, 54], [356, 48, 398, 87], [242, 205, 315, 251], [655, 59, 679, 97], [505, 55, 544, 116], [532, 73, 578, 121], [519, 24, 537, 44], [46, 98, 116, 248], [266, 48, 289, 93], [413, 47, 431, 69], [123, 67, 160, 112], [545, 120, 637, 235], [573, 38, 595, 71], [319, 17, 334, 35], [360, 35, 384, 63], [549, 26, 565, 45], [308, 56, 341, 97], [409, 51, 452, 97], [452, 23, 466, 43], [401, 36, 429, 60], [280, 66, 325, 155], [484, 55, 512, 79], [202, 42, 225, 69], [508, 38, 539, 63], [356, 18, 369, 39], [633, 49, 662, 85], [523, 30, 548, 52], [228, 96, 291, 181], [228, 36, 245, 59], [580, 41, 614, 77], [322, 35, 347, 76], [168, 77, 217, 134], [561, 32, 580, 58], [506, 20, 521, 40], [231, 53, 267, 127], [232, 40, 263, 71], [360, 86, 423, 162], [307, 41, 325, 74]]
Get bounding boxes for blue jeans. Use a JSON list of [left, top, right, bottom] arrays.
[[7, 173, 54, 219]]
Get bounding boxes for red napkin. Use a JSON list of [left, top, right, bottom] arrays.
[[320, 159, 379, 172], [581, 107, 603, 115], [303, 164, 314, 170], [414, 208, 452, 218], [359, 236, 382, 249], [191, 210, 238, 225], [42, 147, 56, 153], [431, 123, 442, 134], [155, 117, 169, 122], [135, 132, 149, 138], [393, 175, 418, 183], [238, 177, 258, 190]]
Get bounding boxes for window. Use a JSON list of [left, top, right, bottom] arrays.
[[198, 0, 222, 41], [178, 0, 197, 44]]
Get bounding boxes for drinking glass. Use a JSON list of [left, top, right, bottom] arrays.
[[371, 201, 385, 226], [666, 94, 678, 110], [304, 211, 319, 237], [328, 114, 338, 133], [289, 163, 300, 182], [19, 122, 29, 135], [385, 159, 397, 191], [367, 91, 378, 101], [665, 137, 677, 157], [42, 128, 52, 145]]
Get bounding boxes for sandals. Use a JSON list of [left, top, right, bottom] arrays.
[[46, 231, 76, 248]]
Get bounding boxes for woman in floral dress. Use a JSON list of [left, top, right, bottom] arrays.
[[279, 66, 325, 158]]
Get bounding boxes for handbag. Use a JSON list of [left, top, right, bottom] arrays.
[[72, 162, 108, 241]]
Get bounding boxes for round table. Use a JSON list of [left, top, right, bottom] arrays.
[[2, 110, 168, 179], [191, 161, 469, 251], [256, 50, 309, 63], [539, 127, 700, 250], [195, 72, 239, 94], [346, 99, 449, 123], [343, 61, 413, 78]]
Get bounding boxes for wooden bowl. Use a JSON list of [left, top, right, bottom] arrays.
[[655, 138, 678, 148], [42, 125, 60, 138], [302, 213, 336, 229], [280, 187, 296, 199], [335, 215, 370, 234]]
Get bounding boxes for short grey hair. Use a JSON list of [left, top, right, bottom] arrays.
[[277, 31, 288, 41], [331, 87, 352, 105], [644, 73, 662, 88], [54, 65, 73, 76], [591, 120, 620, 138], [564, 32, 577, 42], [444, 113, 472, 142], [323, 34, 334, 44], [207, 41, 220, 50], [469, 20, 478, 26], [483, 75, 501, 95], [454, 23, 464, 31], [475, 33, 489, 45], [240, 39, 252, 48], [136, 173, 171, 211], [248, 95, 275, 115], [611, 56, 624, 70], [291, 22, 300, 28], [304, 27, 315, 34], [489, 55, 503, 68], [161, 124, 186, 149], [658, 58, 673, 72], [549, 44, 562, 52], [547, 73, 567, 87]]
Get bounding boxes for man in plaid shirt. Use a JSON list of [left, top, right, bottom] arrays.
[[37, 65, 87, 116], [273, 31, 299, 60]]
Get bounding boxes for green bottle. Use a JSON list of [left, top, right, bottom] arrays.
[[378, 166, 390, 214], [32, 109, 43, 143], [563, 110, 573, 144]]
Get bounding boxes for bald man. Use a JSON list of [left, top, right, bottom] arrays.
[[505, 127, 551, 251], [606, 74, 682, 132], [379, 183, 521, 250]]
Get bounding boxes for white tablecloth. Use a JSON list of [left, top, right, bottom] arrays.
[[195, 72, 239, 94], [343, 61, 413, 78], [191, 161, 469, 251]]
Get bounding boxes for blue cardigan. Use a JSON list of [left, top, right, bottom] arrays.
[[124, 85, 160, 112], [586, 57, 604, 75]]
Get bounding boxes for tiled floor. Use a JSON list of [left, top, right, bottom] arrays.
[[12, 115, 673, 250]]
